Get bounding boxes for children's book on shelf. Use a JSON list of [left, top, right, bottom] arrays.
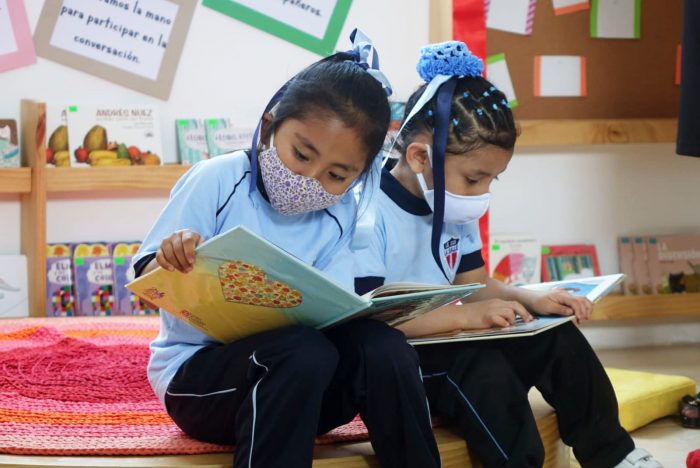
[[112, 242, 157, 315], [632, 237, 653, 295], [409, 274, 625, 345], [46, 244, 75, 316], [0, 119, 19, 168], [646, 234, 700, 294], [72, 243, 114, 316], [0, 255, 28, 318], [46, 105, 71, 168], [489, 234, 541, 286], [541, 244, 600, 281], [127, 226, 484, 343], [617, 236, 638, 295], [66, 105, 163, 167], [204, 118, 254, 157], [176, 119, 209, 165]]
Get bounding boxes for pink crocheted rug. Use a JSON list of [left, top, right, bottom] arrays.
[[0, 317, 369, 456]]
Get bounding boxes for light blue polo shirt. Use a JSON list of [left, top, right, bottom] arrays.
[[353, 169, 484, 294], [133, 151, 358, 405]]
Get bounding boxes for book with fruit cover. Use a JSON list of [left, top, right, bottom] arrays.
[[409, 274, 625, 345], [646, 234, 700, 294], [46, 105, 71, 168], [66, 105, 163, 167], [490, 234, 541, 286], [0, 119, 19, 168], [127, 225, 484, 343]]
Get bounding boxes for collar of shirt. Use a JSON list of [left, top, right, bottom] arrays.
[[380, 168, 432, 216]]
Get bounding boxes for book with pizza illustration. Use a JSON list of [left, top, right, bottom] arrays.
[[127, 226, 483, 343]]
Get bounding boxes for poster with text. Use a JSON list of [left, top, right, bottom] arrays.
[[203, 0, 352, 56], [34, 0, 196, 100], [0, 0, 36, 73]]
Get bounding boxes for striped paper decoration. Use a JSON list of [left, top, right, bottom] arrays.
[[486, 0, 537, 36]]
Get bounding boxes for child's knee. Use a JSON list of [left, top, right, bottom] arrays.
[[279, 326, 339, 378], [553, 321, 592, 354], [451, 348, 521, 389], [361, 322, 420, 371]]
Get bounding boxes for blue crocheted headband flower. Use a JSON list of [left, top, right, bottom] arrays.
[[416, 41, 484, 83]]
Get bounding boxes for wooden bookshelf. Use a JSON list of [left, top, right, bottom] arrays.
[[46, 165, 189, 192], [517, 119, 677, 146], [0, 168, 31, 193], [12, 100, 697, 320], [592, 293, 700, 321], [20, 100, 47, 317]]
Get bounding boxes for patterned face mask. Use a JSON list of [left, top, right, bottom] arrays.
[[257, 144, 345, 216]]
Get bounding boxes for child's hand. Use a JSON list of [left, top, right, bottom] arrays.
[[156, 229, 203, 273], [530, 291, 593, 323], [462, 299, 534, 329]]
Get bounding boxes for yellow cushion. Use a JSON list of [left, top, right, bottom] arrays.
[[606, 368, 697, 432]]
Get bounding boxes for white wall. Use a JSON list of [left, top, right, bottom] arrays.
[[491, 144, 700, 275], [490, 144, 700, 348], [0, 0, 430, 251], [1, 1, 699, 347]]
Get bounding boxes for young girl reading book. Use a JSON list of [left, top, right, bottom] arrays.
[[132, 31, 440, 468], [353, 41, 660, 468]]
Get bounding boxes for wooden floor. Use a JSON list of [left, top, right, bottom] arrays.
[[0, 404, 569, 468]]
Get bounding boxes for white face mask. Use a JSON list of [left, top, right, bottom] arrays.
[[416, 145, 491, 225]]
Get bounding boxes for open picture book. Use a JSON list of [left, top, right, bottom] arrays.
[[127, 226, 483, 343], [409, 273, 625, 345]]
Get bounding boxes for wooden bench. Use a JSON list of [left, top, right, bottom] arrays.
[[0, 392, 569, 468]]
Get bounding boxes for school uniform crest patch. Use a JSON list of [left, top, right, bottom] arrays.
[[443, 238, 460, 270]]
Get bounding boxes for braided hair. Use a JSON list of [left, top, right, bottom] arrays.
[[397, 76, 517, 157]]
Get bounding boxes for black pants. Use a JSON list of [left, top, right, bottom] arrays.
[[164, 319, 440, 468], [417, 322, 634, 468]]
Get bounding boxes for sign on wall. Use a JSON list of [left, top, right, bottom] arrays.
[[0, 0, 36, 73], [34, 0, 196, 100], [203, 0, 352, 56]]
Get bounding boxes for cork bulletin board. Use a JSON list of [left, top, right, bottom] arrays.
[[486, 0, 682, 119]]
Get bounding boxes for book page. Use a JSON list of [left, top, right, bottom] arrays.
[[520, 274, 625, 303], [409, 316, 575, 345], [366, 281, 479, 299], [408, 274, 623, 345], [367, 284, 483, 327]]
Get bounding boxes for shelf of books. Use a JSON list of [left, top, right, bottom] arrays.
[[46, 165, 189, 192], [517, 119, 677, 146], [0, 168, 31, 193], [8, 100, 697, 319], [593, 293, 700, 321]]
